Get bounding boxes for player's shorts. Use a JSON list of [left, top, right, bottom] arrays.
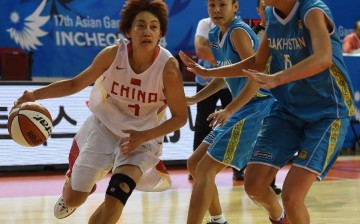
[[249, 103, 351, 179], [203, 98, 273, 170], [70, 115, 168, 192]]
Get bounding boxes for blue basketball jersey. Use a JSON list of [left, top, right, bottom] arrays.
[[265, 0, 355, 121], [209, 16, 271, 101]]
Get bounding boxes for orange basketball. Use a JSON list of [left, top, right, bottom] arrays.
[[8, 102, 53, 147]]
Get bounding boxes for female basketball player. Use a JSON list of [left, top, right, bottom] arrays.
[[184, 0, 273, 223], [13, 1, 187, 223], [179, 0, 355, 223]]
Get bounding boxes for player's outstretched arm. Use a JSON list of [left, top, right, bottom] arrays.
[[179, 50, 264, 79], [186, 78, 226, 106], [14, 45, 118, 107]]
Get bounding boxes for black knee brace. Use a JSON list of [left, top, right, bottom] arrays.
[[106, 173, 136, 205]]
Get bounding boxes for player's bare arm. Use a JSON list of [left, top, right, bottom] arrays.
[[186, 78, 226, 105], [231, 28, 255, 61], [14, 45, 118, 108], [208, 80, 259, 128], [195, 35, 216, 65], [207, 28, 260, 128], [253, 32, 271, 71], [179, 50, 263, 79], [154, 57, 188, 133]]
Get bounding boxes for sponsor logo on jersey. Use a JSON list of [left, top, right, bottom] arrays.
[[299, 150, 307, 159], [253, 151, 272, 159], [298, 20, 303, 29]]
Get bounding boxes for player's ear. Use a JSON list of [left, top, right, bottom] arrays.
[[233, 1, 239, 13]]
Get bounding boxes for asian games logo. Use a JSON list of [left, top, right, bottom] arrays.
[[6, 0, 49, 51]]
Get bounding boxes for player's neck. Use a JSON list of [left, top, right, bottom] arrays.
[[128, 46, 159, 73], [275, 0, 297, 18]]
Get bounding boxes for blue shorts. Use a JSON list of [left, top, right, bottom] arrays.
[[204, 98, 273, 170], [249, 104, 351, 179]]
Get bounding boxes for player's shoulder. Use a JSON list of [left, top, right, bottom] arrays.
[[91, 44, 119, 70], [230, 17, 252, 33], [162, 57, 182, 88], [161, 52, 181, 79], [163, 57, 179, 72], [98, 44, 117, 56], [102, 38, 128, 54], [98, 41, 126, 62], [298, 0, 329, 15]]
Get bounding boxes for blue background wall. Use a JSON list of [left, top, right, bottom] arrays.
[[3, 0, 357, 78], [0, 0, 258, 77]]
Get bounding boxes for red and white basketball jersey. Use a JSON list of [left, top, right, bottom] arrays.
[[89, 39, 173, 138]]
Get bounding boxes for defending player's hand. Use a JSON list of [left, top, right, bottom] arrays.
[[178, 51, 208, 77], [120, 129, 146, 155], [14, 90, 36, 107], [243, 69, 280, 89], [207, 109, 231, 129]]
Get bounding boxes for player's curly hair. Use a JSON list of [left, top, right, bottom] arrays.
[[119, 0, 168, 37]]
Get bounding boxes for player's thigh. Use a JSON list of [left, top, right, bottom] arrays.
[[72, 116, 117, 192], [72, 159, 112, 192], [113, 140, 161, 174], [250, 112, 302, 168], [196, 153, 227, 177]]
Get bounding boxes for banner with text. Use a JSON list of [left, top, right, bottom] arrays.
[[0, 0, 358, 78], [0, 0, 259, 78]]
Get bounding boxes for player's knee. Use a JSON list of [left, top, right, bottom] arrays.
[[106, 173, 136, 205], [187, 153, 202, 176], [281, 189, 300, 211], [244, 179, 264, 199]]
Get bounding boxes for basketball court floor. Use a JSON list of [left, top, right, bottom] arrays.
[[0, 155, 359, 224]]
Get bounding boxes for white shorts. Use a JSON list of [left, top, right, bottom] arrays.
[[70, 115, 169, 192]]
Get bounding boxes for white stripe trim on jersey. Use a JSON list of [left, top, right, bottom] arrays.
[[273, 1, 299, 25]]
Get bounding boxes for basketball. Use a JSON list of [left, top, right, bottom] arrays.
[[8, 102, 53, 147]]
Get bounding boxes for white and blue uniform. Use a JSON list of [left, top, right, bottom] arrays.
[[249, 0, 355, 179], [204, 16, 274, 170]]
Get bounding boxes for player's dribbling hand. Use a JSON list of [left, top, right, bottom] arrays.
[[120, 129, 145, 155], [13, 90, 36, 107], [178, 51, 207, 77]]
